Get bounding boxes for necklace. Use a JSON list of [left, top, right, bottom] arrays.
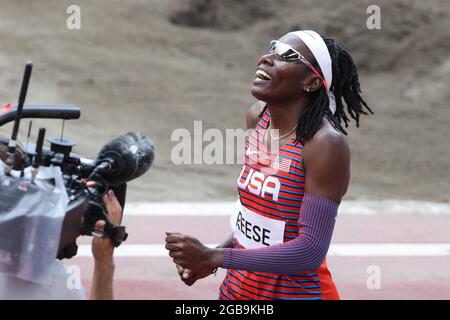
[[266, 119, 297, 141]]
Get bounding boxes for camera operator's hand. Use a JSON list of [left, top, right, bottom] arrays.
[[91, 190, 123, 261], [90, 190, 123, 300]]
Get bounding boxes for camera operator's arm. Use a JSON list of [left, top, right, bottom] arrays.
[[89, 190, 123, 300]]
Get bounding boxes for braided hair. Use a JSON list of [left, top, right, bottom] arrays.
[[260, 35, 373, 143]]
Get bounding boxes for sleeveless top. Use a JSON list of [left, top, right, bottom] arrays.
[[219, 110, 340, 300]]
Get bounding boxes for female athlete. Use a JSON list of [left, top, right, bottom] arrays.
[[166, 30, 373, 300]]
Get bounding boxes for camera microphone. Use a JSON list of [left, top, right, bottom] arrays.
[[93, 132, 155, 186]]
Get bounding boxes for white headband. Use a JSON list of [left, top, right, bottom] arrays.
[[289, 30, 332, 92]]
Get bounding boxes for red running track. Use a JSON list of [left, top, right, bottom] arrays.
[[68, 213, 450, 299]]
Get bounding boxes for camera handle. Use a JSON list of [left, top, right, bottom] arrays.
[[57, 183, 128, 259]]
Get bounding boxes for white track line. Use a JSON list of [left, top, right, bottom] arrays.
[[76, 243, 450, 257], [123, 201, 450, 216]]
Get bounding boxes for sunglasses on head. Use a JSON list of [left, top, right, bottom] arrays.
[[267, 40, 327, 89]]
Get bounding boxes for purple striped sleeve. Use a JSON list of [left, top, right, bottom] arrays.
[[223, 193, 338, 273]]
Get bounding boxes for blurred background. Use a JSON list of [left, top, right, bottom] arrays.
[[0, 0, 449, 299], [1, 0, 449, 202]]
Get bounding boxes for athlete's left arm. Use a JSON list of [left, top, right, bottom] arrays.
[[303, 130, 350, 203], [165, 132, 351, 274]]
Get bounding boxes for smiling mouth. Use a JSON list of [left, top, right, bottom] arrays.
[[255, 69, 272, 80]]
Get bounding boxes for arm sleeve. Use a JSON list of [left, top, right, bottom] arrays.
[[223, 193, 338, 274]]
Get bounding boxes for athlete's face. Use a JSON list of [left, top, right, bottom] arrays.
[[251, 34, 322, 104]]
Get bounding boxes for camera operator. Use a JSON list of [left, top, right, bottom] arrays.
[[0, 187, 123, 300]]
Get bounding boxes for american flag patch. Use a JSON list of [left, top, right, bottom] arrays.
[[272, 155, 291, 173]]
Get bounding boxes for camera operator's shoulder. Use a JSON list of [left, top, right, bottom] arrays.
[[246, 100, 266, 129]]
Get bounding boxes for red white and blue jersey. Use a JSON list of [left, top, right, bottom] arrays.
[[219, 110, 339, 300]]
